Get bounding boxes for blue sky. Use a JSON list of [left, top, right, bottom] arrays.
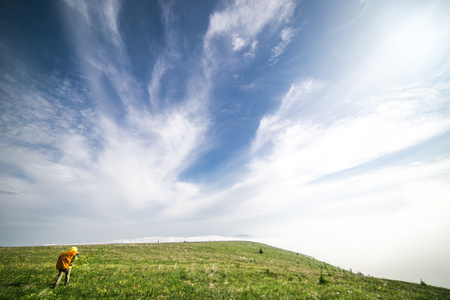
[[1, 0, 450, 287]]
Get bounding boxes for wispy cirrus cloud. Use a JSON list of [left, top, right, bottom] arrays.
[[269, 26, 299, 63], [331, 0, 369, 34], [61, 0, 209, 212], [250, 66, 450, 188], [2, 0, 302, 241], [203, 0, 296, 71], [0, 0, 210, 240]]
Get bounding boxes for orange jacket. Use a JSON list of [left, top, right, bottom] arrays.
[[56, 250, 78, 270]]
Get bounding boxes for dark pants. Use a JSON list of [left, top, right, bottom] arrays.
[[54, 268, 71, 288]]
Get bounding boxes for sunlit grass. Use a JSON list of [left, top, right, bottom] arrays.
[[1, 241, 449, 299]]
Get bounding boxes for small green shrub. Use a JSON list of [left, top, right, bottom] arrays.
[[318, 271, 328, 284]]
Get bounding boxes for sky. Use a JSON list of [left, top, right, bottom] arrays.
[[1, 0, 450, 288]]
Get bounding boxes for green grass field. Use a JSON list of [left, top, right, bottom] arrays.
[[1, 241, 449, 299]]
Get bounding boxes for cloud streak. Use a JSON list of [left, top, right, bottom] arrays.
[[1, 0, 210, 235], [203, 0, 296, 70]]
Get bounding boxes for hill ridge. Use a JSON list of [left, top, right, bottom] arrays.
[[1, 241, 449, 299]]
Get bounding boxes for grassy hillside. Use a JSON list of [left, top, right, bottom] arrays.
[[0, 241, 448, 299]]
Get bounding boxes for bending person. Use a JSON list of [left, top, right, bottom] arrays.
[[53, 247, 79, 288]]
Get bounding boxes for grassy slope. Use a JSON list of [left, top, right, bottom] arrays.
[[0, 241, 449, 299]]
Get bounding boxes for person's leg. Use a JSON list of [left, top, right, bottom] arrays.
[[54, 270, 64, 288], [64, 268, 72, 285]]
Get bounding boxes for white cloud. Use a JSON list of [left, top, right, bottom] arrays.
[[92, 104, 208, 210], [148, 58, 168, 109], [0, 0, 211, 226], [252, 79, 324, 154], [206, 0, 294, 39], [244, 40, 258, 58], [270, 26, 298, 61], [197, 56, 450, 233], [63, 0, 90, 24], [252, 76, 450, 183], [232, 34, 248, 51], [102, 0, 122, 47], [203, 0, 296, 67]]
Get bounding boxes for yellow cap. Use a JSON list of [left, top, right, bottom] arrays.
[[70, 247, 78, 252]]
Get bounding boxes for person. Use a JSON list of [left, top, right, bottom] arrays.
[[53, 247, 79, 288]]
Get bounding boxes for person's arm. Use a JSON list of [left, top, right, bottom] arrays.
[[69, 253, 79, 266]]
